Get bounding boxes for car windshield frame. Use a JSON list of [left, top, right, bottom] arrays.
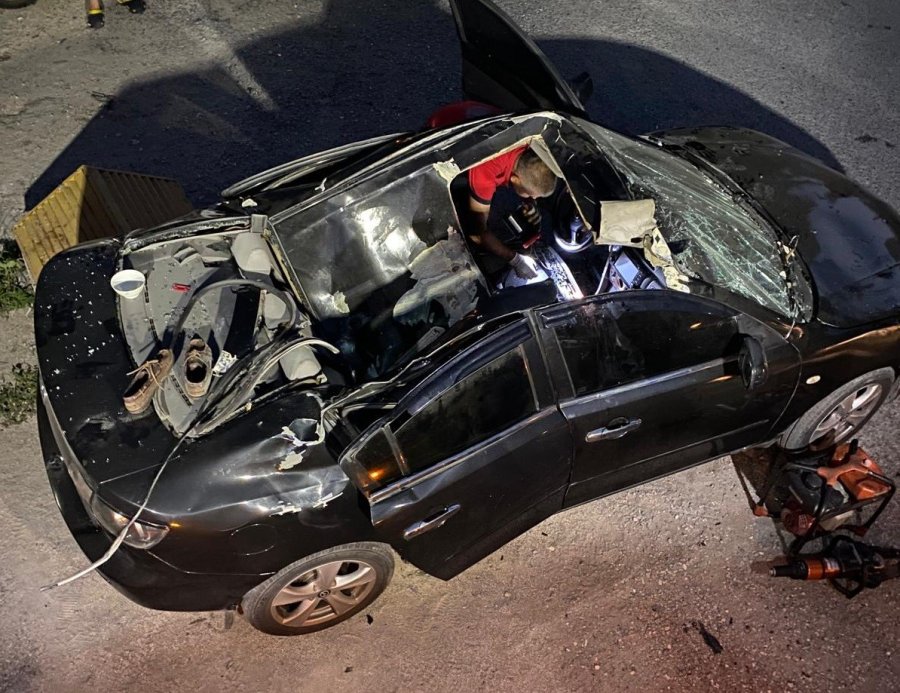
[[574, 119, 808, 320]]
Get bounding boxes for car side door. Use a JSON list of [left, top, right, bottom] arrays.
[[449, 0, 588, 116], [340, 320, 572, 579], [537, 291, 801, 507]]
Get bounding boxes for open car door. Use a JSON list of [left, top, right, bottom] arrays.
[[449, 0, 589, 116]]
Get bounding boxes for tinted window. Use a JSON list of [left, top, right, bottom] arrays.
[[552, 296, 737, 396], [394, 347, 536, 473]]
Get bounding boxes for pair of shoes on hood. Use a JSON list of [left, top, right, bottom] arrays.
[[123, 339, 212, 414]]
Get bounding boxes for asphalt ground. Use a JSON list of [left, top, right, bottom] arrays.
[[0, 1, 898, 691]]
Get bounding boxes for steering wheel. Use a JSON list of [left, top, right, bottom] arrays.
[[553, 191, 594, 254]]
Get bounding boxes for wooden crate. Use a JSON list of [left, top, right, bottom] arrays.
[[12, 166, 193, 282]]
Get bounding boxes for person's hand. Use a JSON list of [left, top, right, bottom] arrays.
[[521, 200, 542, 230], [509, 253, 538, 280]]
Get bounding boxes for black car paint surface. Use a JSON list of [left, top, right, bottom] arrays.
[[36, 0, 900, 616]]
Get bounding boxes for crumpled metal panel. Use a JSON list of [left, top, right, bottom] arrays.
[[221, 131, 407, 199], [273, 169, 458, 320], [266, 116, 567, 380], [270, 114, 558, 326]]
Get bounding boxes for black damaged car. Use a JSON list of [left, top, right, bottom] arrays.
[[36, 0, 900, 634]]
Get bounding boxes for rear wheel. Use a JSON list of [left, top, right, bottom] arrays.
[[241, 543, 394, 636], [780, 368, 894, 450]]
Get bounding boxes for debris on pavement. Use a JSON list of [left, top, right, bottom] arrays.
[[689, 620, 724, 655]]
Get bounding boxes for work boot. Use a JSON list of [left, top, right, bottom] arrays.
[[183, 339, 212, 399], [116, 0, 145, 13], [123, 349, 173, 414], [86, 0, 104, 28]]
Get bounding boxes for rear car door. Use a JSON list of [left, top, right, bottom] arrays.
[[340, 320, 572, 579], [537, 292, 800, 507], [449, 0, 588, 116]]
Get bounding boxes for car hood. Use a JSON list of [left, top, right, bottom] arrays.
[[34, 241, 176, 486], [651, 127, 900, 328]]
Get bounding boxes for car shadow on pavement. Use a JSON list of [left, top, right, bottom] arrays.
[[25, 0, 842, 210]]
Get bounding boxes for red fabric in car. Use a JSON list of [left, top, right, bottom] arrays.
[[467, 145, 527, 205]]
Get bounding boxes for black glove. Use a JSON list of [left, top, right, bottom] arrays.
[[521, 200, 542, 230]]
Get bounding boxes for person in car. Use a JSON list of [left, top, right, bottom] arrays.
[[468, 145, 558, 279]]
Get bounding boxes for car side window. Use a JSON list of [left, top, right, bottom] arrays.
[[344, 322, 541, 493], [392, 345, 537, 474], [549, 294, 738, 397], [353, 427, 403, 490]]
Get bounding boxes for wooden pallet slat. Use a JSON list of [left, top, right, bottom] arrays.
[[11, 166, 194, 283]]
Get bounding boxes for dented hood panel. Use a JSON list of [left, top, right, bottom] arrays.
[[34, 241, 177, 485], [652, 127, 900, 327]]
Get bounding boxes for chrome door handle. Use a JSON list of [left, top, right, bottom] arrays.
[[403, 504, 462, 540], [585, 417, 642, 443]]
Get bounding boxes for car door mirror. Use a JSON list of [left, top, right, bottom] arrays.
[[568, 71, 594, 104], [738, 335, 768, 390]]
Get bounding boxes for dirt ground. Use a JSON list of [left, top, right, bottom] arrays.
[[1, 1, 899, 692]]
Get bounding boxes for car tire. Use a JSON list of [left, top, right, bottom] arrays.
[[780, 367, 895, 451], [241, 542, 394, 636]]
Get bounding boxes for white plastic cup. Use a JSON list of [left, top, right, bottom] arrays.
[[110, 269, 146, 299]]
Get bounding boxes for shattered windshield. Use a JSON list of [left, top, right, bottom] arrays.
[[578, 122, 792, 317]]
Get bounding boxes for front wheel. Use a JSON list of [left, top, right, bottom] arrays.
[[780, 368, 894, 450], [241, 543, 394, 636]]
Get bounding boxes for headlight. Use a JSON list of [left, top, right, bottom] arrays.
[[59, 440, 169, 550], [89, 495, 169, 549]]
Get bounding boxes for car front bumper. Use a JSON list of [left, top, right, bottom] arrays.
[[38, 392, 263, 612]]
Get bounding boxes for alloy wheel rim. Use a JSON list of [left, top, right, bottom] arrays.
[[810, 383, 883, 446], [270, 559, 377, 628]]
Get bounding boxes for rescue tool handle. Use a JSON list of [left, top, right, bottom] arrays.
[[403, 504, 462, 540], [585, 417, 642, 443]]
